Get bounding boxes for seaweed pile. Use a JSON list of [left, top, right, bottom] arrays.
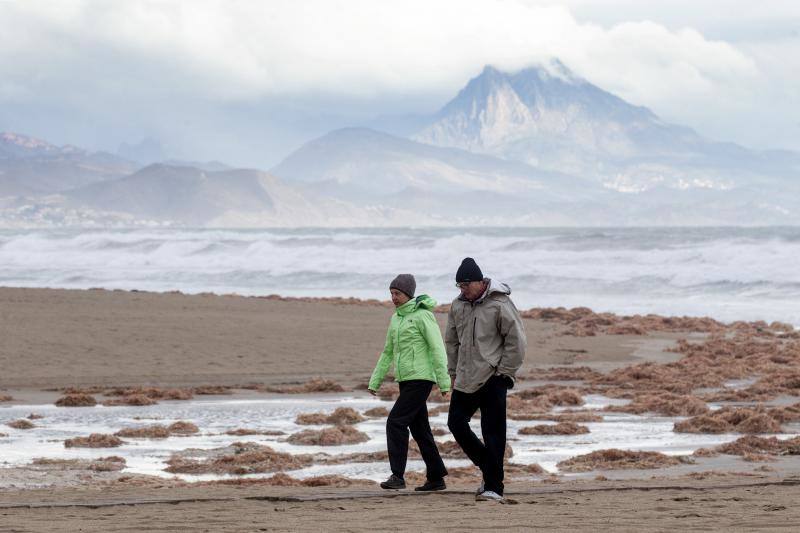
[[518, 422, 590, 436], [557, 449, 686, 472], [265, 378, 346, 394], [295, 407, 366, 426], [286, 426, 370, 446], [64, 433, 124, 448], [165, 442, 314, 475], [115, 421, 199, 439]]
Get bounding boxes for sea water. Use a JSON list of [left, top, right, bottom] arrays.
[[2, 394, 795, 483], [1, 226, 799, 325]]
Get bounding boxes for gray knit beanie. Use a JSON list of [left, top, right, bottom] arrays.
[[389, 274, 416, 299]]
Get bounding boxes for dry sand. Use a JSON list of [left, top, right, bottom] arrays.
[[2, 286, 799, 531], [0, 287, 681, 393]]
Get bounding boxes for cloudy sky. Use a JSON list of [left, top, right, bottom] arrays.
[[0, 0, 798, 167]]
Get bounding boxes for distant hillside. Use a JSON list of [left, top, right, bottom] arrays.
[[0, 132, 136, 196], [62, 164, 422, 227], [270, 127, 602, 203]]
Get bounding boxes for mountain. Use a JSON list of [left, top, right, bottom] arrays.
[[269, 126, 800, 225], [162, 159, 232, 172], [1, 131, 73, 158], [269, 94, 799, 225], [61, 164, 421, 227], [0, 132, 137, 196], [411, 61, 800, 192], [3, 59, 800, 228], [270, 127, 605, 203], [270, 125, 624, 223], [117, 137, 166, 165]]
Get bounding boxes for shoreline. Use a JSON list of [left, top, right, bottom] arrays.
[[5, 282, 793, 323]]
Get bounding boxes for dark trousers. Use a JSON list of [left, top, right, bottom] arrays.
[[387, 380, 447, 481], [447, 375, 508, 495]]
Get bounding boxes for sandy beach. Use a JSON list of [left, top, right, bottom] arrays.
[[2, 478, 800, 532], [2, 286, 800, 532], [0, 287, 681, 393], [4, 0, 800, 529]]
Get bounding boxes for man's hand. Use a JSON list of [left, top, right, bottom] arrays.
[[367, 388, 378, 396]]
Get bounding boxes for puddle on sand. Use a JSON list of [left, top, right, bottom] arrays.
[[1, 393, 795, 482]]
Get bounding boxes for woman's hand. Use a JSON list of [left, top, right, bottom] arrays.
[[440, 391, 449, 400], [368, 388, 378, 396]]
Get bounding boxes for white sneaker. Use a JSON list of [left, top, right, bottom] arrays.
[[476, 490, 504, 502]]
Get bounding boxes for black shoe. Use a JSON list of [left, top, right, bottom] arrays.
[[380, 474, 406, 490], [414, 479, 446, 492]]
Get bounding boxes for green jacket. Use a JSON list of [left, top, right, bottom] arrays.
[[369, 295, 451, 392]]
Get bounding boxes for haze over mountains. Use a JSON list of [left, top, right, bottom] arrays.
[[0, 132, 136, 197], [2, 61, 798, 227]]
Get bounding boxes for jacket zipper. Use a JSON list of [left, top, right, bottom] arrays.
[[396, 316, 403, 380], [472, 316, 477, 346]]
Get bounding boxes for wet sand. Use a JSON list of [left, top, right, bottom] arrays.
[[2, 286, 798, 531], [1, 477, 799, 532]]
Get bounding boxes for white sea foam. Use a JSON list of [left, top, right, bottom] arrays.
[[1, 227, 799, 325], [2, 395, 789, 483]]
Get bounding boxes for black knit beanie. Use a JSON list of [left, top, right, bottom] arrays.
[[389, 274, 416, 298], [455, 257, 483, 283]]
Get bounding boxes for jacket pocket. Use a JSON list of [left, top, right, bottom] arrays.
[[481, 353, 502, 368], [474, 312, 502, 367], [396, 345, 412, 379]]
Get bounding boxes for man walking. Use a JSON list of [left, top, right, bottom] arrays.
[[446, 257, 526, 502]]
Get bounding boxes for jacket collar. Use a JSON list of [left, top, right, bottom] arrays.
[[458, 278, 512, 305]]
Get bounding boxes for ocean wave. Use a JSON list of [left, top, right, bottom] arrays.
[[1, 227, 799, 325]]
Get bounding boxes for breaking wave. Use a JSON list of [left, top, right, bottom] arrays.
[[1, 227, 799, 325]]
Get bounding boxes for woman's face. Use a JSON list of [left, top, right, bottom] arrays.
[[390, 288, 411, 307]]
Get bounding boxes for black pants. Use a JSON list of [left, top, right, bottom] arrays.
[[387, 380, 447, 481], [447, 375, 508, 495]]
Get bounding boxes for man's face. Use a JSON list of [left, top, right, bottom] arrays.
[[390, 288, 411, 307], [458, 280, 485, 302]]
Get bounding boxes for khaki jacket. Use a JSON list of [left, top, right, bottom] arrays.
[[445, 279, 527, 393]]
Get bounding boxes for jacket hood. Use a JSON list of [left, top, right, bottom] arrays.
[[396, 294, 437, 316], [459, 278, 511, 303], [485, 279, 511, 296]]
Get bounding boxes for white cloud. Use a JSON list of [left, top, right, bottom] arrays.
[[0, 0, 797, 159], [0, 1, 759, 96]]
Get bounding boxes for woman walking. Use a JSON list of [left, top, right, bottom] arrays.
[[368, 274, 451, 491]]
